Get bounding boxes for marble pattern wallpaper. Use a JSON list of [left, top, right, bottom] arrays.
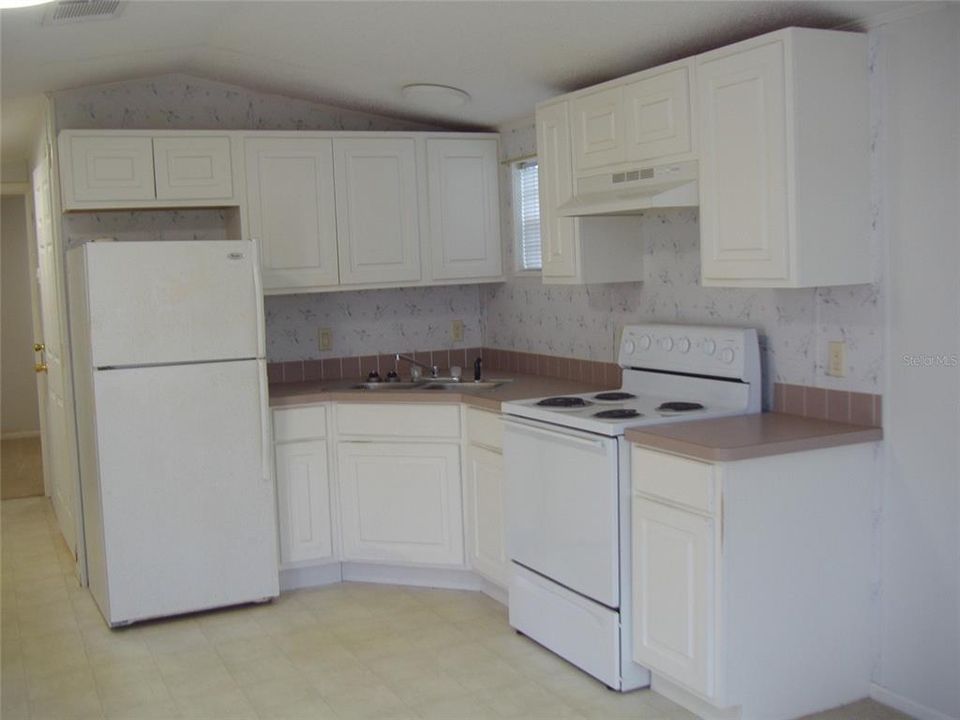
[[56, 70, 884, 396], [55, 73, 484, 362], [485, 110, 883, 398], [265, 286, 482, 360]]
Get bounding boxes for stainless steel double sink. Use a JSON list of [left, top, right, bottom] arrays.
[[349, 379, 510, 392]]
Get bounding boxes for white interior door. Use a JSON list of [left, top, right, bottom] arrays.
[[32, 154, 79, 563], [82, 240, 261, 367], [93, 359, 278, 624]]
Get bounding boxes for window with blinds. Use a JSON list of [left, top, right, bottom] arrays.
[[513, 160, 542, 271]]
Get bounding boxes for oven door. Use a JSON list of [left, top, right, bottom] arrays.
[[503, 417, 620, 608]]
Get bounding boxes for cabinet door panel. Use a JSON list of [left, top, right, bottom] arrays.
[[698, 41, 789, 281], [275, 440, 334, 565], [427, 138, 501, 280], [536, 102, 579, 279], [67, 136, 155, 203], [465, 445, 507, 587], [571, 86, 626, 170], [338, 442, 463, 566], [245, 138, 339, 290], [334, 139, 421, 284], [632, 497, 714, 696], [625, 64, 693, 163], [154, 136, 233, 200]]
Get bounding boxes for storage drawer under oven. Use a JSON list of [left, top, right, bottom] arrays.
[[503, 417, 621, 608]]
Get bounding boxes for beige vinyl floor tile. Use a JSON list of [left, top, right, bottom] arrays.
[[2, 496, 912, 720]]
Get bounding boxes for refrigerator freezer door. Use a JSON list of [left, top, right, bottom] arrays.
[[92, 359, 278, 624], [83, 240, 262, 368]]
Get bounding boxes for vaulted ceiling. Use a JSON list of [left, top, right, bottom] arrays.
[[1, 0, 910, 161]]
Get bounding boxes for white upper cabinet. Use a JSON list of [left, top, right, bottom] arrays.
[[63, 135, 156, 205], [333, 138, 421, 285], [536, 101, 580, 280], [426, 138, 502, 280], [624, 60, 694, 163], [245, 138, 340, 291], [154, 136, 234, 201], [571, 86, 627, 171], [697, 28, 870, 287], [536, 100, 646, 285], [60, 132, 240, 209]]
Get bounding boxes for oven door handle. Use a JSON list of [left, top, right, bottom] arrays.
[[503, 417, 608, 450]]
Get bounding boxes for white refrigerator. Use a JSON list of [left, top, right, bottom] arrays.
[[67, 240, 279, 626]]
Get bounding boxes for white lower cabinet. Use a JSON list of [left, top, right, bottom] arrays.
[[275, 440, 334, 565], [337, 441, 464, 566], [464, 444, 508, 586], [630, 442, 876, 720], [273, 406, 335, 567], [632, 496, 714, 697]]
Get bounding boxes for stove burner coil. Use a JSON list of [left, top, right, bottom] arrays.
[[657, 401, 704, 412], [594, 409, 642, 419], [536, 396, 591, 408], [593, 392, 637, 402]]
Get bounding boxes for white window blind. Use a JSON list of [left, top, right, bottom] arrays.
[[515, 160, 542, 271]]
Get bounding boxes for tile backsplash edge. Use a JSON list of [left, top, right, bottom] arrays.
[[268, 347, 622, 388], [268, 355, 881, 427], [773, 383, 882, 427]]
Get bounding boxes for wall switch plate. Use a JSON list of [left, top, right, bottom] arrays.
[[319, 328, 333, 352], [828, 341, 846, 377], [451, 319, 464, 343]]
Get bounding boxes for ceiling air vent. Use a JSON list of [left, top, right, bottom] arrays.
[[42, 0, 123, 25]]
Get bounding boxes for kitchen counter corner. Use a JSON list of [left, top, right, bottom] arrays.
[[269, 373, 608, 411], [625, 412, 883, 462]]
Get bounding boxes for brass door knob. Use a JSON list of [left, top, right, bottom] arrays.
[[34, 343, 45, 352], [34, 363, 48, 373]]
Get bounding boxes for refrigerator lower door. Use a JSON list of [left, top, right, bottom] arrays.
[[82, 240, 262, 368], [91, 359, 278, 625]]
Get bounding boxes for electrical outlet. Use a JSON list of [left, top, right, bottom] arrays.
[[318, 328, 333, 352], [828, 341, 846, 377], [451, 319, 464, 343]]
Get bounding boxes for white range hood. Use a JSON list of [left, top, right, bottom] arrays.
[[557, 159, 698, 217]]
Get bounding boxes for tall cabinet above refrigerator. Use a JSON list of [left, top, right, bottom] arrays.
[[67, 239, 279, 626]]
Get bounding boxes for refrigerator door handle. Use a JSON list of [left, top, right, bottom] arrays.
[[250, 237, 266, 358], [257, 358, 272, 483]]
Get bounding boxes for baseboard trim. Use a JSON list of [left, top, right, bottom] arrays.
[[477, 576, 508, 606], [1, 431, 40, 440], [341, 562, 482, 591], [279, 563, 342, 591], [870, 683, 959, 720], [650, 675, 740, 720]]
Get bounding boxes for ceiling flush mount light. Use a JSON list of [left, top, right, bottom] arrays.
[[0, 0, 52, 8], [401, 84, 471, 109]]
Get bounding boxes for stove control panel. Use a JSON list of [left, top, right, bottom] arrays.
[[617, 323, 760, 382]]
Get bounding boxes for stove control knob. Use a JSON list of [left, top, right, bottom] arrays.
[[659, 336, 674, 351], [720, 347, 736, 364], [703, 339, 717, 355], [638, 334, 652, 350], [623, 339, 636, 355], [677, 337, 691, 353]]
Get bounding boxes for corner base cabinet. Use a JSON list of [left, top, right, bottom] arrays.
[[630, 442, 877, 720], [337, 442, 463, 566]]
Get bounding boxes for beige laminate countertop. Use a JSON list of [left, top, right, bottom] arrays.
[[625, 412, 883, 462], [269, 373, 606, 412]]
